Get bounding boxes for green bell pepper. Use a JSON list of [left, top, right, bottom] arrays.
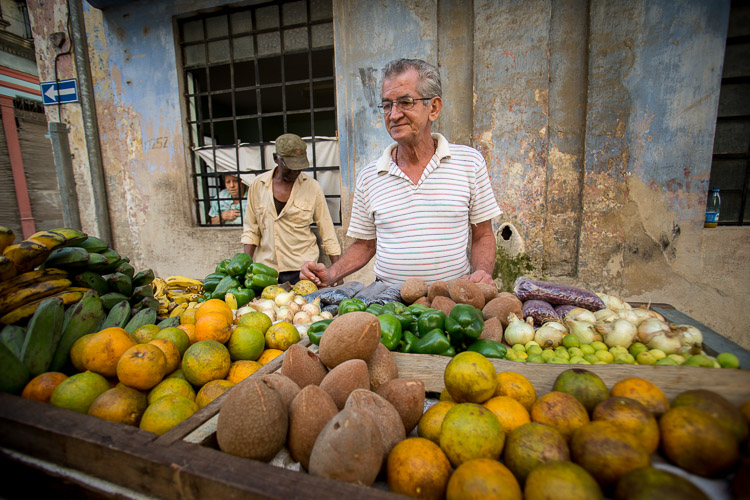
[[398, 331, 420, 353], [407, 303, 432, 316], [439, 346, 456, 357], [226, 287, 255, 308], [338, 298, 366, 314], [211, 275, 241, 299], [412, 328, 451, 355], [417, 309, 446, 337], [383, 301, 408, 315], [249, 262, 279, 278], [366, 303, 385, 316], [466, 339, 508, 359], [215, 259, 231, 274], [445, 304, 485, 347], [377, 313, 402, 350], [308, 319, 333, 345], [226, 253, 253, 277], [245, 273, 278, 290], [202, 278, 222, 294], [392, 311, 415, 332]]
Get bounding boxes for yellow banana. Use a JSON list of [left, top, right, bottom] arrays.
[[173, 296, 187, 305], [27, 230, 67, 251], [0, 268, 68, 295], [169, 303, 188, 318], [3, 240, 51, 273], [0, 290, 84, 325], [165, 276, 202, 287], [186, 301, 200, 310], [0, 278, 72, 315], [0, 226, 15, 253], [224, 293, 238, 310], [151, 277, 167, 297], [0, 255, 16, 281]]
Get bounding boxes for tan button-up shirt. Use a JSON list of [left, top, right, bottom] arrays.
[[241, 168, 341, 272]]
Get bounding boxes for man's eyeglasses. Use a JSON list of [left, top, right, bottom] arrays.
[[377, 97, 433, 115]]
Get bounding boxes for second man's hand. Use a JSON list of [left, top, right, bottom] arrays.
[[300, 261, 331, 287]]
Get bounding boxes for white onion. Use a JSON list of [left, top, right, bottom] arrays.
[[504, 314, 535, 346], [293, 311, 312, 324], [276, 307, 293, 323], [535, 324, 563, 348], [596, 319, 637, 348], [565, 319, 597, 345], [597, 293, 630, 311], [616, 308, 641, 326], [646, 331, 682, 355], [262, 309, 276, 322], [544, 321, 568, 334], [255, 298, 275, 311], [320, 311, 333, 320], [671, 323, 703, 355], [274, 291, 295, 307], [637, 318, 670, 344], [293, 295, 307, 305], [302, 301, 321, 316], [565, 308, 597, 323], [236, 305, 254, 318], [593, 308, 619, 323], [310, 314, 324, 323], [287, 301, 301, 314]]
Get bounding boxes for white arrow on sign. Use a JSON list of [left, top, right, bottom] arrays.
[[44, 85, 76, 102]]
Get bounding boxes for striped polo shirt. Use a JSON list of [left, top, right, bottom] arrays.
[[347, 133, 502, 286]]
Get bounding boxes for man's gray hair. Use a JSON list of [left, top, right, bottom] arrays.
[[382, 58, 442, 99]]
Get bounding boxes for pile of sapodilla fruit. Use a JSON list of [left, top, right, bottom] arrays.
[[215, 311, 424, 485]]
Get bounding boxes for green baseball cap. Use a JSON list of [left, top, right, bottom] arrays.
[[275, 133, 309, 170]]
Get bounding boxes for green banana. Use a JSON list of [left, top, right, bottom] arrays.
[[45, 246, 89, 269], [73, 271, 108, 295], [0, 341, 29, 394], [49, 290, 105, 372], [0, 324, 25, 360], [49, 227, 87, 247], [156, 316, 180, 329], [98, 300, 131, 329], [99, 247, 121, 265], [131, 284, 155, 304], [131, 296, 159, 315], [125, 307, 158, 335], [3, 240, 51, 273], [75, 236, 108, 253], [20, 296, 65, 376], [132, 268, 155, 288], [86, 252, 111, 273], [100, 292, 130, 311], [114, 261, 135, 279], [0, 278, 72, 316], [107, 272, 133, 297]]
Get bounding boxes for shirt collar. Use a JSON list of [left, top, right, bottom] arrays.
[[259, 167, 308, 186], [376, 133, 451, 173]]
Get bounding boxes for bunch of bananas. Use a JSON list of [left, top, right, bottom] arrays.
[[152, 275, 204, 319]]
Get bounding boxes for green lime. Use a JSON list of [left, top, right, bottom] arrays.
[[636, 351, 657, 365], [504, 350, 518, 361], [609, 346, 628, 357], [591, 341, 608, 351], [547, 357, 569, 364], [512, 344, 527, 353], [580, 344, 596, 355], [683, 354, 716, 368], [554, 347, 570, 360], [541, 349, 556, 361], [527, 345, 543, 356], [583, 353, 599, 364], [667, 354, 686, 365], [525, 340, 540, 350], [716, 352, 740, 369], [628, 342, 648, 358], [562, 334, 580, 348], [237, 311, 273, 334], [595, 350, 614, 363], [648, 349, 666, 360], [568, 347, 583, 358], [655, 357, 679, 366], [569, 355, 585, 364], [614, 353, 635, 364], [527, 354, 545, 364]]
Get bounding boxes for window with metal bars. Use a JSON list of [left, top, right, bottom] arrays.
[[177, 0, 340, 227], [709, 0, 749, 225]]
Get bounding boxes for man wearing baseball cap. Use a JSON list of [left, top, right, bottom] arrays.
[[241, 133, 340, 285]]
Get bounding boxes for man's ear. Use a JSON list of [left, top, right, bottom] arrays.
[[428, 96, 443, 122]]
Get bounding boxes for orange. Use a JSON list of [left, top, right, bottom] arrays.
[[524, 461, 602, 500], [177, 324, 197, 344], [195, 379, 235, 408], [387, 437, 452, 500], [257, 348, 283, 365], [81, 327, 137, 377], [264, 321, 300, 351], [494, 371, 537, 412], [69, 333, 95, 372], [195, 298, 233, 324], [226, 360, 263, 384], [116, 344, 167, 390], [88, 384, 148, 426], [483, 395, 531, 434], [194, 311, 232, 343], [237, 311, 273, 334], [131, 324, 160, 344], [166, 368, 187, 380], [227, 325, 265, 361], [531, 391, 589, 442], [592, 396, 660, 453], [153, 327, 190, 356], [148, 377, 196, 405], [21, 372, 68, 403], [139, 395, 198, 436], [149, 338, 181, 374], [610, 377, 669, 416], [418, 401, 457, 444], [445, 458, 522, 500], [49, 371, 111, 414], [182, 340, 231, 387]]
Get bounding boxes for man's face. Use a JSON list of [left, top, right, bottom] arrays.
[[275, 155, 301, 183], [382, 68, 439, 144], [224, 175, 240, 197]]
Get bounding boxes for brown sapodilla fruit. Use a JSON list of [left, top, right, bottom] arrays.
[[288, 384, 339, 470], [216, 378, 288, 462], [281, 343, 328, 387], [376, 377, 425, 435], [261, 372, 301, 410], [447, 278, 485, 310], [319, 358, 370, 409], [427, 280, 450, 303], [318, 311, 381, 369], [345, 388, 406, 455], [431, 295, 456, 317], [400, 277, 428, 304], [366, 343, 399, 391]]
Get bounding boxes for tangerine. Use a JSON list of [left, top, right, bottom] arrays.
[[153, 327, 190, 356], [131, 324, 160, 344], [116, 344, 167, 390], [177, 324, 197, 344], [439, 403, 505, 467], [226, 360, 263, 384], [257, 348, 283, 365], [139, 394, 198, 436], [387, 437, 452, 500], [444, 352, 497, 404], [592, 396, 659, 454], [180, 307, 197, 325], [264, 321, 300, 351], [21, 372, 68, 403], [69, 333, 95, 372], [195, 379, 235, 408], [88, 384, 148, 426], [237, 311, 272, 334], [149, 338, 181, 374], [531, 391, 589, 442], [195, 298, 233, 324], [525, 461, 602, 500], [194, 311, 232, 343], [81, 327, 137, 377], [182, 340, 231, 387], [494, 371, 537, 412], [148, 377, 196, 405], [483, 395, 531, 434], [227, 325, 265, 361], [445, 458, 522, 500], [418, 401, 457, 444], [610, 377, 669, 416]]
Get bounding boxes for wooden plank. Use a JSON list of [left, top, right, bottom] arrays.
[[0, 392, 398, 499], [393, 352, 750, 406]]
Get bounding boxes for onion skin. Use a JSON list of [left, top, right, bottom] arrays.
[[565, 319, 597, 345], [637, 318, 670, 344], [534, 325, 563, 348], [646, 331, 682, 355], [504, 314, 535, 345], [596, 319, 637, 348], [565, 307, 597, 323]]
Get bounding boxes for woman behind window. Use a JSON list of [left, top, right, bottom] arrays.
[[209, 174, 247, 225]]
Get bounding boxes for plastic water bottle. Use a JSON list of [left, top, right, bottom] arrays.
[[704, 188, 720, 228]]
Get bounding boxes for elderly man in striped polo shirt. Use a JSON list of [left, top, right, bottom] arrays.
[[300, 58, 502, 287]]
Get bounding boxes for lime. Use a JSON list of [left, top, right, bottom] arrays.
[[609, 346, 628, 357], [547, 357, 569, 364], [569, 356, 585, 364], [655, 357, 679, 366], [562, 334, 580, 348], [580, 344, 596, 355], [527, 345, 543, 356], [227, 325, 265, 361], [628, 342, 648, 358], [568, 347, 584, 358], [668, 354, 686, 365], [614, 353, 635, 364], [554, 347, 570, 360], [648, 349, 666, 360], [527, 354, 544, 364], [591, 341, 608, 351], [504, 350, 518, 361], [595, 350, 614, 363], [716, 352, 740, 369], [237, 311, 273, 334], [516, 351, 529, 360], [512, 344, 526, 352], [636, 351, 657, 365], [683, 354, 715, 368], [583, 353, 599, 364], [525, 341, 540, 351], [541, 349, 556, 361]]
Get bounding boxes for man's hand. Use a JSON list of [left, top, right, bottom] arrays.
[[300, 261, 333, 287], [461, 269, 495, 285]]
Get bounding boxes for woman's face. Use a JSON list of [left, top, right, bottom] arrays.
[[224, 175, 240, 197]]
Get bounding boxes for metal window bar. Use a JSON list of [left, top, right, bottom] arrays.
[[178, 0, 339, 227]]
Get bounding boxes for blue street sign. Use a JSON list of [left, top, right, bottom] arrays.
[[41, 79, 79, 105]]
